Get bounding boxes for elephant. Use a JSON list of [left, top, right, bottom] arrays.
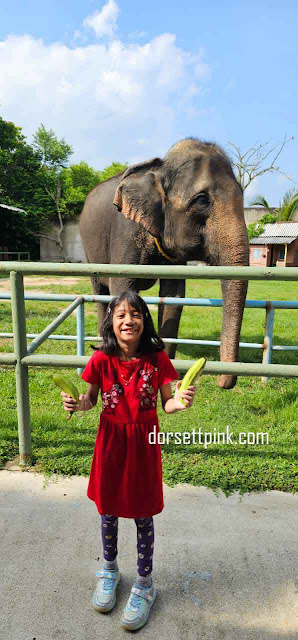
[[78, 137, 249, 389]]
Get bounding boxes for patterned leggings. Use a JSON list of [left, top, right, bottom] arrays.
[[101, 514, 154, 576]]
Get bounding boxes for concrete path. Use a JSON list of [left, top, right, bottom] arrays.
[[0, 470, 297, 640]]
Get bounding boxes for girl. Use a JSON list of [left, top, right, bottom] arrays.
[[61, 291, 195, 631]]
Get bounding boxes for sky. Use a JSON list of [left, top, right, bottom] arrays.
[[1, 0, 298, 205]]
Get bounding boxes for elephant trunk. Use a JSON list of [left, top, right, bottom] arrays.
[[206, 193, 249, 389], [218, 277, 248, 388]]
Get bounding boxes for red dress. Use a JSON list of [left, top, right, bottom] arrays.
[[81, 350, 179, 518]]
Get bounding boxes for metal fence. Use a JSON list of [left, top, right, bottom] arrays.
[[0, 251, 30, 261], [1, 293, 298, 377], [1, 261, 298, 465]]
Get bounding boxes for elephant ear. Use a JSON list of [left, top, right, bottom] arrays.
[[113, 158, 165, 237]]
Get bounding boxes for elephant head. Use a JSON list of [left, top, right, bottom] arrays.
[[113, 138, 249, 389]]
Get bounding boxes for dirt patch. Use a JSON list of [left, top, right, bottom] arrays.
[[0, 338, 13, 347], [0, 276, 84, 292]]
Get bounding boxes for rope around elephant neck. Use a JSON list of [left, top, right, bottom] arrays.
[[154, 237, 176, 262]]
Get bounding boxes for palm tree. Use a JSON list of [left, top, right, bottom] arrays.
[[250, 189, 298, 222], [277, 189, 298, 221]]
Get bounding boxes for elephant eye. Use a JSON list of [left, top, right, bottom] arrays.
[[189, 192, 210, 210], [194, 192, 209, 206]]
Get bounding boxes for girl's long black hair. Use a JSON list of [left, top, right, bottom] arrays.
[[92, 290, 165, 356]]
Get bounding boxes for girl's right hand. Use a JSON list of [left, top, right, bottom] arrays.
[[61, 391, 82, 414]]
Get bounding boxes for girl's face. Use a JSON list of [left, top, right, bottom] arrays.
[[112, 300, 144, 349]]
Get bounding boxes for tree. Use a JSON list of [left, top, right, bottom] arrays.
[[0, 116, 53, 258], [60, 160, 127, 219], [0, 115, 128, 261], [227, 134, 295, 191], [247, 212, 277, 240], [251, 189, 298, 221], [33, 127, 127, 260], [61, 162, 102, 216], [275, 189, 298, 222], [0, 117, 25, 152], [99, 162, 127, 182], [61, 161, 128, 217], [32, 124, 74, 260], [33, 123, 73, 169], [247, 189, 298, 239], [0, 116, 40, 208]]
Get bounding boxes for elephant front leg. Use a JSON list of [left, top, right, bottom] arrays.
[[158, 278, 185, 359]]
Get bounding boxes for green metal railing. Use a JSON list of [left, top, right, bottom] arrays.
[[1, 261, 298, 465]]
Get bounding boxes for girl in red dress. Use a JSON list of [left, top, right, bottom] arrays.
[[61, 291, 195, 631]]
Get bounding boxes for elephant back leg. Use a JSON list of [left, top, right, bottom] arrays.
[[91, 275, 109, 338], [158, 278, 185, 359]]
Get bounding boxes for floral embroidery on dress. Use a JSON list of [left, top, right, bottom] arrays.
[[101, 383, 123, 411], [138, 365, 158, 410], [100, 360, 159, 413]]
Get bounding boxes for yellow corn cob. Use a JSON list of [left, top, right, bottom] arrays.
[[178, 357, 206, 406], [52, 375, 80, 419]]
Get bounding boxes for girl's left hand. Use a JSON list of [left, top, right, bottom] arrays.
[[174, 381, 196, 410]]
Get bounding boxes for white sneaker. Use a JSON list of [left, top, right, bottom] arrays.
[[120, 580, 157, 630], [92, 568, 120, 612]]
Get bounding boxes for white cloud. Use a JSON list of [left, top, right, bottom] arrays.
[[0, 14, 211, 170], [83, 0, 120, 39]]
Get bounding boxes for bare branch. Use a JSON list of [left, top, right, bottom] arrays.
[[44, 184, 56, 202], [56, 210, 64, 248], [31, 232, 63, 249], [226, 135, 295, 190]]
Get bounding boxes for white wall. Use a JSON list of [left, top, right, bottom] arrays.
[[40, 221, 86, 262]]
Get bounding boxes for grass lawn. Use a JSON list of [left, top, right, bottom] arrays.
[[0, 275, 297, 495]]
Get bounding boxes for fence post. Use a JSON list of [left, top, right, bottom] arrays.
[[10, 271, 32, 464], [262, 303, 275, 385], [77, 299, 85, 375]]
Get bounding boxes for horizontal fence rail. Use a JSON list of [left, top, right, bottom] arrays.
[[2, 333, 297, 351], [0, 262, 297, 465], [1, 291, 298, 308], [9, 355, 298, 377], [0, 251, 30, 261], [1, 261, 298, 280]]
